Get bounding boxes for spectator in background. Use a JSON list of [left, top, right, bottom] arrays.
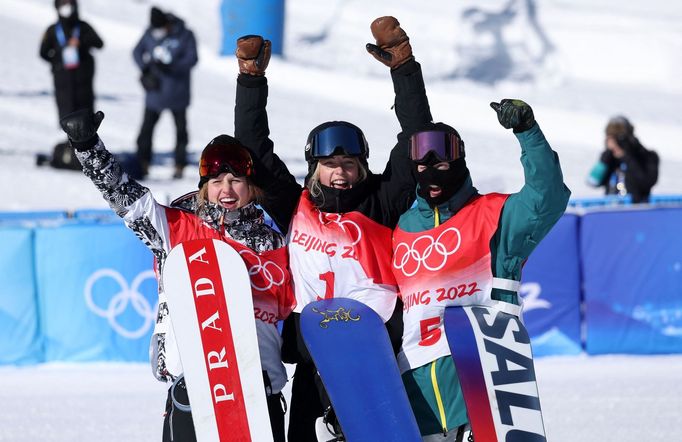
[[133, 6, 198, 179], [39, 0, 103, 170], [587, 116, 659, 203]]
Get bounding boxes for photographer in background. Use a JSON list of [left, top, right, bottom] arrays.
[[587, 116, 659, 203], [133, 6, 198, 179]]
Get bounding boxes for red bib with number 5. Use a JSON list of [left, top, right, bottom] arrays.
[[392, 193, 509, 372]]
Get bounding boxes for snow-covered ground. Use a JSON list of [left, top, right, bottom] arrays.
[[2, 0, 682, 441], [2, 355, 682, 442]]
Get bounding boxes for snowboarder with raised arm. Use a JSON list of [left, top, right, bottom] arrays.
[[59, 109, 295, 442], [233, 16, 432, 441], [392, 99, 570, 441]]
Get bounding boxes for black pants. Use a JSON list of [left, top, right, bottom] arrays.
[[53, 68, 95, 122], [136, 107, 188, 168], [161, 378, 286, 442], [287, 361, 325, 442]]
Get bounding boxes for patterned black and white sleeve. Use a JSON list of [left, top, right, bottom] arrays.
[[74, 139, 171, 265]]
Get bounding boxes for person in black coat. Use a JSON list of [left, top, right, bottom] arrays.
[[234, 17, 433, 442], [39, 0, 103, 122], [133, 6, 198, 179], [587, 115, 659, 203]]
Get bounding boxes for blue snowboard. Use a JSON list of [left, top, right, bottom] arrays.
[[300, 298, 421, 442]]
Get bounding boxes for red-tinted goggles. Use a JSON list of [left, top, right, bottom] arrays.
[[199, 143, 253, 178], [409, 130, 465, 163]]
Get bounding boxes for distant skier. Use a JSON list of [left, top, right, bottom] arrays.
[[392, 99, 570, 440], [232, 16, 432, 441], [59, 110, 295, 442], [38, 0, 103, 170]]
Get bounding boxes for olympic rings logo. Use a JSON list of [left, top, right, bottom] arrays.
[[318, 212, 362, 245], [239, 249, 286, 291], [393, 227, 462, 277], [84, 269, 157, 339]]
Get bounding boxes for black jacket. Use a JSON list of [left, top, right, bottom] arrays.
[[39, 16, 103, 119], [234, 60, 434, 364], [599, 135, 659, 203], [234, 59, 433, 234]]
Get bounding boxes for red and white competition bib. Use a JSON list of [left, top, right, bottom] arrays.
[[392, 193, 509, 372], [288, 191, 398, 321]]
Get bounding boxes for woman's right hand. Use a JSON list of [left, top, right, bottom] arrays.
[[365, 16, 413, 69], [60, 109, 104, 151]]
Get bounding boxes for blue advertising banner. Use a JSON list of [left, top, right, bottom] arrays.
[[34, 223, 157, 362], [582, 208, 682, 354], [0, 228, 42, 364], [520, 214, 582, 356]]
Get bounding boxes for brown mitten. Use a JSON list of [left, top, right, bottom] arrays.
[[365, 16, 414, 69], [235, 35, 271, 76]]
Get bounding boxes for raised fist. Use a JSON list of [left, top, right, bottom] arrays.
[[490, 99, 535, 133], [365, 16, 413, 69], [236, 35, 271, 76], [60, 109, 104, 150]]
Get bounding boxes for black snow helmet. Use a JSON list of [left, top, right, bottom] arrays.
[[304, 121, 369, 184], [304, 121, 369, 164]]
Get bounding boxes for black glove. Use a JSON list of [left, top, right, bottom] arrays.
[[235, 35, 271, 76], [366, 16, 414, 69], [60, 109, 104, 151], [490, 99, 535, 133]]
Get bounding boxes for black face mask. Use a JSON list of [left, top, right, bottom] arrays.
[[416, 159, 469, 207], [311, 180, 369, 213]]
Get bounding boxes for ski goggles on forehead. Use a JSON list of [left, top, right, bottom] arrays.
[[409, 131, 465, 163], [307, 125, 368, 159], [199, 144, 253, 178]]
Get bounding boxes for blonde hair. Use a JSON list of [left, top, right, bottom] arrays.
[[306, 157, 368, 199], [196, 178, 264, 214]]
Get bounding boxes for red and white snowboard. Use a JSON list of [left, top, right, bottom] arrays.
[[163, 238, 273, 442]]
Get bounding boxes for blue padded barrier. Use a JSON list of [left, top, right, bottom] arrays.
[[581, 207, 682, 354], [521, 214, 582, 355], [0, 210, 68, 229], [569, 194, 682, 208], [1, 199, 682, 366], [0, 210, 67, 220], [0, 227, 42, 364], [34, 223, 157, 362], [72, 208, 122, 224]]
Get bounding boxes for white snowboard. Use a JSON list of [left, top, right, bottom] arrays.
[[163, 238, 273, 442]]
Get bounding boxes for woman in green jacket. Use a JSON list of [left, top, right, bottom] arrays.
[[391, 99, 570, 441]]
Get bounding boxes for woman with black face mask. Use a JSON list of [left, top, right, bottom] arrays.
[[391, 99, 571, 441]]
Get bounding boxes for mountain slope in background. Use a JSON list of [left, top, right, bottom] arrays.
[[1, 0, 681, 212]]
